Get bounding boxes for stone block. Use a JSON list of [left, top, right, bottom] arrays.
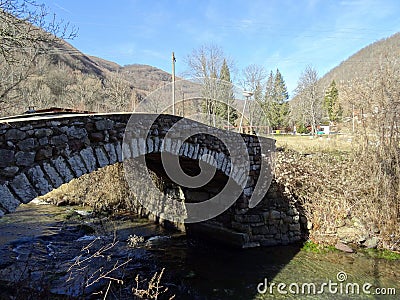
[[80, 148, 97, 172], [0, 166, 19, 177], [95, 147, 109, 168], [280, 222, 289, 233], [19, 125, 33, 131], [51, 157, 74, 182], [252, 225, 269, 235], [95, 119, 114, 131], [66, 127, 87, 139], [129, 138, 138, 158], [47, 121, 61, 127], [5, 129, 26, 141], [188, 144, 195, 158], [146, 138, 154, 154], [34, 128, 53, 138], [17, 138, 36, 151], [0, 149, 15, 167], [289, 223, 301, 232], [268, 225, 278, 235], [138, 138, 146, 155], [216, 152, 225, 169], [26, 166, 52, 195], [42, 162, 63, 188], [153, 137, 160, 152], [38, 137, 49, 146], [68, 155, 88, 177], [35, 146, 53, 161], [69, 139, 85, 152], [231, 221, 251, 234], [243, 187, 253, 197], [163, 138, 171, 153], [50, 134, 68, 146], [122, 143, 132, 160], [172, 140, 181, 155], [281, 236, 290, 245], [193, 144, 200, 159], [89, 132, 104, 142], [290, 235, 301, 243], [15, 151, 35, 167], [287, 207, 298, 216], [10, 173, 38, 203], [269, 210, 281, 220], [364, 237, 379, 249], [104, 143, 117, 164], [115, 142, 122, 162], [183, 143, 189, 157], [235, 214, 263, 223], [0, 184, 20, 212]]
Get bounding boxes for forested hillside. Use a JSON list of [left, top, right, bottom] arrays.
[[0, 5, 175, 117], [290, 32, 400, 135], [0, 39, 175, 116], [319, 32, 400, 89]]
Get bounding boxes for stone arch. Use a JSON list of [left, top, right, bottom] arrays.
[[0, 114, 310, 249], [0, 113, 261, 216], [0, 141, 124, 215]]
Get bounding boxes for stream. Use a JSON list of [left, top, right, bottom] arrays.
[[0, 201, 399, 299]]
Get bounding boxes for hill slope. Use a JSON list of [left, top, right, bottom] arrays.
[[318, 32, 400, 89]]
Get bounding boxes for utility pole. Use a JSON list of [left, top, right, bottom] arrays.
[[182, 91, 185, 117], [227, 98, 230, 131], [239, 91, 253, 133], [172, 52, 176, 115]]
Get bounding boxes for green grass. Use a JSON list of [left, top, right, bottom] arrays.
[[301, 240, 338, 254], [362, 248, 400, 260]]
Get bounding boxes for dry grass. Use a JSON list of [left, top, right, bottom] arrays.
[[274, 134, 400, 251], [273, 134, 354, 154], [40, 163, 136, 213]]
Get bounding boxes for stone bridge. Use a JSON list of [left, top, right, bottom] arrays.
[[0, 113, 306, 248]]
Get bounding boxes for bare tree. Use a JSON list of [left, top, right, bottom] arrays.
[[185, 44, 227, 79], [185, 44, 235, 126], [0, 0, 77, 113], [104, 72, 132, 112], [66, 72, 103, 111], [292, 65, 323, 136], [241, 64, 267, 131], [241, 64, 266, 92]]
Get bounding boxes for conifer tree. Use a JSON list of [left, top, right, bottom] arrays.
[[324, 80, 342, 124], [218, 59, 238, 125], [264, 69, 289, 130]]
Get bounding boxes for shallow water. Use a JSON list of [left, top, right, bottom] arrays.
[[0, 203, 399, 299]]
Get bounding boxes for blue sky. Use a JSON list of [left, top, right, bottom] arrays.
[[41, 0, 400, 97]]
